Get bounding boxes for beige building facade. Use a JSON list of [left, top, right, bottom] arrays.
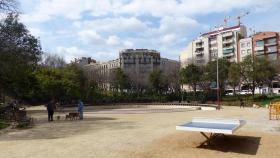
[[83, 49, 180, 91]]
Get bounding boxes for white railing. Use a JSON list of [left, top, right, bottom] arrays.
[[222, 32, 233, 37]]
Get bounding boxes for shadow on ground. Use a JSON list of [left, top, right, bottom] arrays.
[[198, 135, 261, 155], [126, 132, 262, 158], [0, 117, 137, 141]]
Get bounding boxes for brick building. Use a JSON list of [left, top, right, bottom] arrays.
[[253, 32, 280, 62]]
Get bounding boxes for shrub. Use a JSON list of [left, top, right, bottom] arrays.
[[0, 120, 10, 130]]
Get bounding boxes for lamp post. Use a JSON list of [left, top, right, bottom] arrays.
[[215, 26, 221, 110], [217, 56, 220, 109]]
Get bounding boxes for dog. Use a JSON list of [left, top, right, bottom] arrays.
[[65, 112, 79, 120], [56, 115, 61, 121], [65, 114, 70, 120]]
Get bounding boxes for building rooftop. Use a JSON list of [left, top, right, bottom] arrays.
[[201, 25, 241, 36], [120, 49, 160, 53]]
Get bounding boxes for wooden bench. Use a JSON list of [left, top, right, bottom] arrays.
[[269, 102, 280, 120]]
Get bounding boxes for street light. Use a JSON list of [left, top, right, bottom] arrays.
[[217, 55, 220, 109], [214, 26, 221, 110]]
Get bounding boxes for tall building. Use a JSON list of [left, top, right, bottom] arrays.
[[119, 49, 161, 89], [179, 43, 194, 68], [252, 32, 280, 62], [239, 37, 253, 62], [180, 25, 247, 67], [83, 49, 180, 91]]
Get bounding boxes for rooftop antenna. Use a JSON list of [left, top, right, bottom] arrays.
[[236, 11, 249, 26]]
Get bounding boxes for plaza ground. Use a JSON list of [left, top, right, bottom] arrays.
[[0, 105, 280, 158]]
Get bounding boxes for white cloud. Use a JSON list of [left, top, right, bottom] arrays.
[[106, 36, 121, 46], [117, 0, 280, 17], [55, 46, 91, 62], [159, 16, 199, 34], [28, 27, 45, 38], [123, 41, 134, 48], [78, 30, 104, 44], [161, 34, 176, 45], [79, 17, 149, 33], [22, 0, 280, 23], [20, 0, 280, 62]]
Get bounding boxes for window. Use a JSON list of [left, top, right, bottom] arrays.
[[241, 50, 246, 54], [247, 42, 251, 47], [267, 46, 277, 53], [241, 43, 245, 48], [267, 38, 277, 45], [256, 40, 264, 47]]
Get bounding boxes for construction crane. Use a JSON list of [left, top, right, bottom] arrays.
[[236, 11, 249, 26], [224, 16, 231, 27]]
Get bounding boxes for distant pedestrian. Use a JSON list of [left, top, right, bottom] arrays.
[[77, 99, 84, 120], [240, 97, 245, 108], [46, 100, 55, 121]]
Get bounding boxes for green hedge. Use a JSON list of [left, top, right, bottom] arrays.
[[222, 94, 280, 106], [83, 91, 219, 105], [0, 120, 10, 130]]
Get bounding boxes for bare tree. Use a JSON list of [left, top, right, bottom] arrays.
[[162, 63, 180, 93], [42, 53, 66, 68], [0, 0, 18, 13]]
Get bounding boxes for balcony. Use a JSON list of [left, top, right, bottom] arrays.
[[223, 48, 234, 55], [255, 51, 265, 56], [195, 44, 204, 49], [254, 46, 264, 51], [223, 52, 234, 57], [222, 32, 233, 37], [195, 51, 204, 56], [223, 39, 234, 44], [195, 40, 203, 46], [195, 48, 204, 53], [210, 40, 217, 44], [223, 45, 234, 49], [210, 46, 218, 50]]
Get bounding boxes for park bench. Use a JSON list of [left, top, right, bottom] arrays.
[[269, 101, 280, 120]]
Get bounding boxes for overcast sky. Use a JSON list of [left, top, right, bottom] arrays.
[[19, 0, 280, 62]]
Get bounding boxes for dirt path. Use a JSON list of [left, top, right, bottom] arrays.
[[0, 106, 279, 158]]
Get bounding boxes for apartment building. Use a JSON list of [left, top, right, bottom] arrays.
[[83, 59, 120, 89], [119, 49, 162, 89], [253, 32, 280, 62], [239, 37, 253, 62], [83, 49, 180, 90], [180, 25, 247, 67], [74, 57, 96, 66]]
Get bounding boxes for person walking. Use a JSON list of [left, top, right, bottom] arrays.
[[78, 99, 84, 120], [46, 100, 55, 121], [240, 97, 245, 108]]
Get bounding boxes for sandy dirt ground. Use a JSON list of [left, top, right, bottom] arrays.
[[0, 105, 280, 158]]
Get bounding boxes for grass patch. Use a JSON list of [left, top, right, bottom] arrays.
[[0, 120, 10, 130]]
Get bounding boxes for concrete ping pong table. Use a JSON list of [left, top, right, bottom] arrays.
[[176, 118, 246, 145]]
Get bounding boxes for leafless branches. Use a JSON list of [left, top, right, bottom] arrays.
[[0, 0, 18, 13]]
